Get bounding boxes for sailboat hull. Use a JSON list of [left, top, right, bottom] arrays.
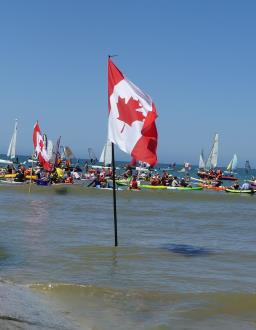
[[198, 171, 238, 181]]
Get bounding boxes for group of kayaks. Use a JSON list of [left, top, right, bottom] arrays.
[[115, 178, 256, 194], [0, 173, 255, 194], [113, 180, 255, 194]]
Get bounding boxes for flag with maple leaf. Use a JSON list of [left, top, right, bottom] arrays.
[[33, 121, 52, 171], [108, 58, 158, 166]]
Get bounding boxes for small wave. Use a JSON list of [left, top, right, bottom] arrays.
[[31, 282, 178, 303], [30, 283, 256, 329]]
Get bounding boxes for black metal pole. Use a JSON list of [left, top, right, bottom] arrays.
[[111, 142, 118, 246]]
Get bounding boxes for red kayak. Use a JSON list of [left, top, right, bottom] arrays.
[[220, 175, 238, 181]]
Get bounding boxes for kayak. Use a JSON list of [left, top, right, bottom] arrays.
[[140, 185, 167, 189], [0, 174, 37, 180], [199, 184, 226, 191], [190, 177, 205, 183], [225, 189, 255, 194], [167, 186, 203, 191], [25, 175, 37, 180], [220, 176, 238, 181], [0, 179, 25, 185], [0, 173, 17, 178], [95, 187, 123, 191], [115, 179, 130, 186]]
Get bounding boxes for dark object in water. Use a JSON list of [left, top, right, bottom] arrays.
[[163, 243, 211, 256]]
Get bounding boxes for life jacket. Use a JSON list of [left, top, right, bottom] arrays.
[[65, 176, 73, 184], [24, 169, 31, 176], [130, 180, 138, 189], [56, 167, 64, 178]]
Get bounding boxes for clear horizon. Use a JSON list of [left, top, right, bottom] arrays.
[[0, 1, 255, 167]]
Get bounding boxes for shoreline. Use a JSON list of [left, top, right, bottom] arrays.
[[0, 280, 84, 330]]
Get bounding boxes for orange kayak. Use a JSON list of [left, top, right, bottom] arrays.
[[199, 184, 226, 191]]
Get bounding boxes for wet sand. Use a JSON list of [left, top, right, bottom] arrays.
[[0, 281, 85, 330]]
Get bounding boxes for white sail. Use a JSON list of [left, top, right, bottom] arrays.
[[226, 158, 233, 172], [46, 140, 54, 160], [226, 154, 238, 173], [232, 154, 238, 172], [198, 149, 205, 169], [205, 133, 218, 170], [7, 119, 18, 159], [99, 140, 112, 166]]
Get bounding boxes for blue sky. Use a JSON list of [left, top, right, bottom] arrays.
[[0, 1, 255, 166]]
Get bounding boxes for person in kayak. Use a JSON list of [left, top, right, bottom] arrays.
[[232, 183, 240, 190], [129, 175, 140, 190], [240, 182, 250, 190], [171, 176, 179, 187]]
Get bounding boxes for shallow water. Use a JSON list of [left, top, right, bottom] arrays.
[[0, 174, 256, 329]]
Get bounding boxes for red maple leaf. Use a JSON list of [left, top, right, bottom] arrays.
[[116, 97, 145, 132]]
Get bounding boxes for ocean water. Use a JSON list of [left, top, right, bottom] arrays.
[[0, 166, 256, 329]]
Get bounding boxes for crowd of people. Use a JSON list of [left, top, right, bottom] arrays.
[[0, 160, 85, 185], [149, 172, 191, 187], [1, 160, 255, 192]]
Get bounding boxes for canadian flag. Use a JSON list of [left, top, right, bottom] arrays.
[[108, 58, 158, 166], [33, 122, 52, 171]]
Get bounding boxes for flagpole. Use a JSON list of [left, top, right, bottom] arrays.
[[111, 142, 118, 247]]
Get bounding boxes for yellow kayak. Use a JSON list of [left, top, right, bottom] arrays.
[[25, 175, 37, 180], [0, 173, 17, 178]]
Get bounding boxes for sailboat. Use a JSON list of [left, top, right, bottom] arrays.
[[198, 149, 205, 170], [245, 160, 251, 175], [197, 134, 219, 179], [225, 154, 238, 174], [99, 140, 112, 167], [0, 119, 18, 165], [7, 119, 18, 161]]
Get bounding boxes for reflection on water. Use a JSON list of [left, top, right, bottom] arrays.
[[27, 199, 50, 224]]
